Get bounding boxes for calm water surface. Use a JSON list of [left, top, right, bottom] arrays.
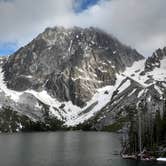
[[0, 131, 165, 166]]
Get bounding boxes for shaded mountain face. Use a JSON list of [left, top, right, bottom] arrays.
[[3, 27, 143, 107]]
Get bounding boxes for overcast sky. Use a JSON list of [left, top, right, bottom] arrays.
[[0, 0, 166, 57]]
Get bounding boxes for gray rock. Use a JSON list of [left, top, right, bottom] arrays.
[[3, 27, 143, 107]]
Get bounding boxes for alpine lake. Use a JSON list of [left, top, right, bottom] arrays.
[[0, 131, 165, 166]]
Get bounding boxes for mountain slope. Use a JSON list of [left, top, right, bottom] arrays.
[[3, 26, 165, 133], [3, 27, 143, 107], [80, 48, 166, 133]]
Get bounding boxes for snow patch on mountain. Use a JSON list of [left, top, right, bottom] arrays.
[[0, 68, 23, 101], [128, 89, 137, 97], [123, 60, 147, 86], [118, 79, 131, 93], [0, 64, 125, 126], [123, 58, 166, 87], [1, 56, 166, 126], [154, 85, 163, 95], [65, 79, 123, 126], [137, 89, 145, 98]]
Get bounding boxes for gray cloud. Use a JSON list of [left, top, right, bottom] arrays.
[[107, 0, 166, 56], [0, 0, 166, 56], [0, 0, 75, 44]]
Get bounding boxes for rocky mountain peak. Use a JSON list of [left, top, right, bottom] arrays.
[[145, 47, 166, 72], [0, 27, 166, 136], [2, 26, 144, 107]]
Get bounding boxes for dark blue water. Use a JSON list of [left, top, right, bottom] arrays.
[[0, 132, 165, 166]]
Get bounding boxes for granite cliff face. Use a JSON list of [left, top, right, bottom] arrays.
[[0, 26, 166, 134], [3, 27, 143, 107]]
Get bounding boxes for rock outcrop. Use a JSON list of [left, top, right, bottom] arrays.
[[145, 47, 166, 72]]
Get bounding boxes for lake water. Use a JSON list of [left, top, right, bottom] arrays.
[[0, 131, 165, 166]]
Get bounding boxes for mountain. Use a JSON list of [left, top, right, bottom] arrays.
[[0, 26, 165, 139], [82, 47, 166, 131], [0, 26, 144, 132], [78, 47, 166, 154], [3, 27, 142, 106]]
